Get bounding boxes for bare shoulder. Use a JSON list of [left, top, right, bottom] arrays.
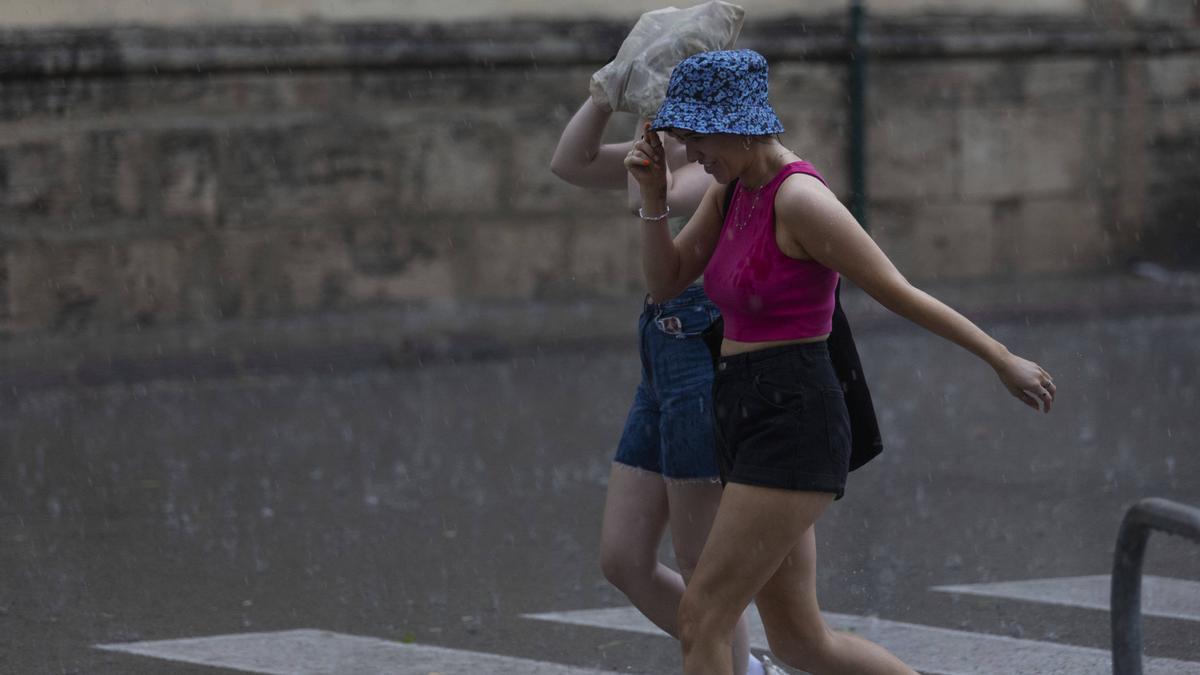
[[776, 172, 835, 209], [774, 172, 848, 233]]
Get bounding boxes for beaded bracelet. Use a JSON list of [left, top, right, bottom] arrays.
[[638, 205, 671, 222]]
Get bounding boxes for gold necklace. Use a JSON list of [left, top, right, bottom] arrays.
[[734, 182, 764, 231], [734, 152, 797, 230]]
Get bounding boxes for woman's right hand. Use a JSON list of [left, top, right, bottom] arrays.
[[624, 124, 668, 196]]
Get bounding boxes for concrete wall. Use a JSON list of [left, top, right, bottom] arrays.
[[0, 14, 1197, 343]]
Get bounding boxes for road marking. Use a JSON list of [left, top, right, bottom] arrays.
[[522, 606, 1200, 675], [932, 575, 1200, 622], [95, 629, 621, 675]]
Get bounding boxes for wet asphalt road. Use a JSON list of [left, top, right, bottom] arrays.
[[2, 307, 1199, 674]]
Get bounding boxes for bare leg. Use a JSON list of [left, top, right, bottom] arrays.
[[756, 528, 915, 673], [598, 463, 682, 634], [678, 483, 915, 675], [666, 480, 752, 675], [599, 465, 756, 675]]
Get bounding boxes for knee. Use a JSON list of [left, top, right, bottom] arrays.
[[599, 546, 648, 591], [677, 587, 734, 654], [768, 627, 835, 672], [675, 554, 700, 585], [676, 590, 705, 654]]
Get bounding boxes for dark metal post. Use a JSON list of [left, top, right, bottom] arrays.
[[1112, 510, 1151, 675], [1111, 498, 1200, 675], [847, 0, 868, 230]]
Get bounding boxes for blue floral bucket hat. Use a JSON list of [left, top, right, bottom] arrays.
[[650, 49, 784, 136]]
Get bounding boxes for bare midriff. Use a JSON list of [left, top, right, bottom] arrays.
[[720, 333, 829, 357]]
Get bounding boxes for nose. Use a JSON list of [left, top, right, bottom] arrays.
[[685, 146, 701, 163]]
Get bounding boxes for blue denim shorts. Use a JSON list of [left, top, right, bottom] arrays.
[[614, 285, 722, 481]]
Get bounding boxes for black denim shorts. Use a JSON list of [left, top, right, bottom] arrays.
[[713, 341, 853, 499]]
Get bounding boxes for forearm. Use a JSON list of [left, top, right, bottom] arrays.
[[878, 280, 1011, 369], [627, 162, 676, 213], [627, 121, 704, 301], [882, 279, 1056, 412], [640, 217, 684, 301]]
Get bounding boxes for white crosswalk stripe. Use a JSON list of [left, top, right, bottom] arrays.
[[932, 574, 1200, 622], [95, 629, 622, 675], [93, 574, 1200, 675], [522, 605, 1200, 675]]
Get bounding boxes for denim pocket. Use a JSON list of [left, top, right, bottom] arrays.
[[653, 304, 717, 339]]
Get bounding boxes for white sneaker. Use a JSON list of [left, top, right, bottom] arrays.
[[759, 654, 789, 675]]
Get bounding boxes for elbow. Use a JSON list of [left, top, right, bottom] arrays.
[[549, 157, 571, 181], [549, 147, 596, 185], [548, 148, 581, 182], [863, 272, 919, 316]]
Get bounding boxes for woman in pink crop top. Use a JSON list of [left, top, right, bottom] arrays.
[[551, 29, 782, 675], [625, 50, 1057, 675]]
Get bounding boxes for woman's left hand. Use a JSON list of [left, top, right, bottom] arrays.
[[996, 354, 1056, 413]]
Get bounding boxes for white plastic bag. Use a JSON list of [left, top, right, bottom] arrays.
[[590, 1, 746, 119]]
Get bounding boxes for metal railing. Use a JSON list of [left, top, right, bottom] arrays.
[[1111, 497, 1200, 675]]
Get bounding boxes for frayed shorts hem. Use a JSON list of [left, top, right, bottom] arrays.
[[612, 459, 722, 485]]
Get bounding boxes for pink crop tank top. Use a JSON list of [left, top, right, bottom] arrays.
[[703, 161, 838, 342]]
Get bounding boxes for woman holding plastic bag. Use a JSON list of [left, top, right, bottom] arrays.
[[550, 4, 784, 675]]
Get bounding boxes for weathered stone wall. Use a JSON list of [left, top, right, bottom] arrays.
[[0, 16, 1197, 341], [0, 1, 1132, 28], [1, 0, 1197, 27]]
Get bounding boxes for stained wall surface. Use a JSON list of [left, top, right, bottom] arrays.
[[0, 5, 1197, 343]]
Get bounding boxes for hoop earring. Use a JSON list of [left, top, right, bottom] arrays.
[[742, 136, 752, 150]]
